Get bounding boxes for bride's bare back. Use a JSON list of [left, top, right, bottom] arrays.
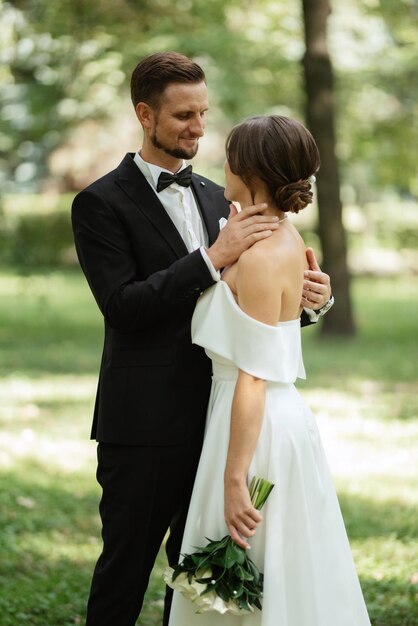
[[222, 219, 308, 325]]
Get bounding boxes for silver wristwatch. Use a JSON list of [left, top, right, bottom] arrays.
[[317, 295, 334, 317]]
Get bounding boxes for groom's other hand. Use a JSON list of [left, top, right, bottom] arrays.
[[206, 203, 279, 270], [301, 247, 332, 310]]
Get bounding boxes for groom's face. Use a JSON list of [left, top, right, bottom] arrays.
[[149, 81, 208, 161]]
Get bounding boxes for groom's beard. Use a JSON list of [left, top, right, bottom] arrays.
[[151, 127, 199, 161]]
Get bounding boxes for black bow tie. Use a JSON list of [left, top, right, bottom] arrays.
[[156, 165, 193, 193]]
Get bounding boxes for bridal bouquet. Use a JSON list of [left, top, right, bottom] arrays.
[[164, 476, 274, 615]]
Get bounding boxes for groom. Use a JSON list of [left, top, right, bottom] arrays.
[[72, 51, 332, 626]]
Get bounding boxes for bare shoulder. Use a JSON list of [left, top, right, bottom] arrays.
[[235, 240, 282, 325], [238, 226, 303, 277], [235, 224, 307, 324], [237, 237, 278, 277]]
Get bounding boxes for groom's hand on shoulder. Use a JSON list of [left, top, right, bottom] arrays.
[[206, 203, 279, 270]]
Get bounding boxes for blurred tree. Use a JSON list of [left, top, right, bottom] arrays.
[[2, 0, 417, 336], [1, 0, 417, 195], [302, 0, 355, 335], [332, 0, 418, 200], [1, 1, 315, 186], [0, 0, 127, 190]]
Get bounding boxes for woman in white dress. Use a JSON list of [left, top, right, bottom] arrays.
[[168, 115, 371, 626]]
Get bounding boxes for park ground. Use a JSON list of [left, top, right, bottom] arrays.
[[0, 270, 417, 625]]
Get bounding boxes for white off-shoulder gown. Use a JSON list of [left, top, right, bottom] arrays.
[[168, 280, 371, 626]]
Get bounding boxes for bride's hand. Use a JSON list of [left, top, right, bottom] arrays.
[[224, 478, 262, 550]]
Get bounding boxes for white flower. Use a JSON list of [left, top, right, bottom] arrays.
[[226, 599, 254, 615], [195, 593, 254, 615], [163, 566, 255, 615], [164, 567, 211, 602], [195, 591, 229, 614], [163, 567, 175, 589]]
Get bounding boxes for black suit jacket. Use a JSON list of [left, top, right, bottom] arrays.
[[72, 153, 230, 446]]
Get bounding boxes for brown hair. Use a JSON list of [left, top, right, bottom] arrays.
[[226, 115, 320, 213], [130, 51, 206, 110]]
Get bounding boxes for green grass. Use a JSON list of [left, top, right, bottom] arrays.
[[0, 269, 417, 625]]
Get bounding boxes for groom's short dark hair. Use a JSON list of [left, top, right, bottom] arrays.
[[131, 51, 206, 110]]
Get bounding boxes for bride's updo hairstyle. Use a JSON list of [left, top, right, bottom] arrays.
[[226, 115, 320, 213]]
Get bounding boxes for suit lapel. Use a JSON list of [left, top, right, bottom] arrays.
[[116, 154, 189, 258], [115, 154, 223, 255], [191, 175, 222, 246]]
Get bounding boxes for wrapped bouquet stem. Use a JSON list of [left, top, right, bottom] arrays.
[[164, 476, 274, 615]]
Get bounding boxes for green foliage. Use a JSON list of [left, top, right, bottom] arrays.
[[3, 191, 417, 273], [332, 0, 418, 196], [1, 0, 416, 198], [1, 0, 302, 191], [1, 193, 76, 268], [12, 210, 73, 267], [1, 2, 126, 189]]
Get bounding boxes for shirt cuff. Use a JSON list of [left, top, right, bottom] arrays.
[[200, 246, 220, 283], [303, 307, 321, 323]]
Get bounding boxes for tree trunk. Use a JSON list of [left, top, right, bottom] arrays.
[[302, 0, 355, 335]]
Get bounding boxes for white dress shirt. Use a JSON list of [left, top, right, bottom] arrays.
[[133, 152, 219, 282]]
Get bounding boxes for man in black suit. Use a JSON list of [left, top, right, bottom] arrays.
[[72, 51, 332, 626]]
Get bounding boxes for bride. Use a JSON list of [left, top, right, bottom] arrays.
[[168, 115, 371, 625]]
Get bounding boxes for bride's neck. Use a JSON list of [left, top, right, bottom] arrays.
[[236, 188, 285, 219]]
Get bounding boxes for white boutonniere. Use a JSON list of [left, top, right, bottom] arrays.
[[218, 217, 228, 230]]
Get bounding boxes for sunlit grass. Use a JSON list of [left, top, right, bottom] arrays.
[[0, 269, 417, 625], [301, 275, 418, 386]]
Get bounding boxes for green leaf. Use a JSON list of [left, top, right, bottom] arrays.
[[225, 538, 246, 568], [247, 558, 260, 585], [217, 579, 233, 602], [237, 564, 254, 581], [238, 596, 252, 611], [210, 554, 228, 567], [190, 554, 202, 565]]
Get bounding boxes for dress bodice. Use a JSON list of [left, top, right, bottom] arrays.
[[191, 281, 306, 383]]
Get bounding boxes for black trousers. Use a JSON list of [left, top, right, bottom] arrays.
[[86, 430, 203, 626]]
